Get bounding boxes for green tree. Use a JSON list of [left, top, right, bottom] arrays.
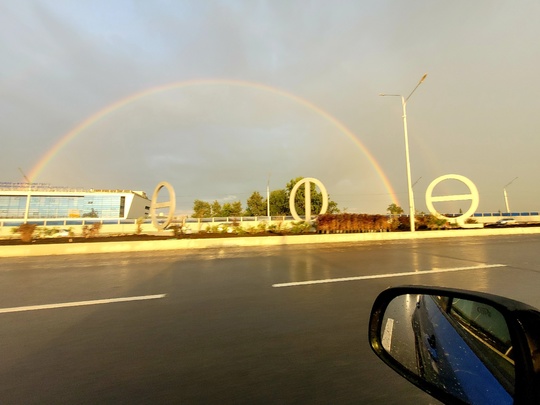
[[211, 200, 222, 217], [245, 191, 267, 216], [269, 189, 289, 215], [192, 199, 211, 218], [387, 203, 404, 215], [221, 201, 243, 217], [192, 177, 339, 219], [231, 201, 243, 217], [328, 200, 340, 214], [285, 177, 339, 216]]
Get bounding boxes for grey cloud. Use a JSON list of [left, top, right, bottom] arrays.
[[2, 1, 540, 213]]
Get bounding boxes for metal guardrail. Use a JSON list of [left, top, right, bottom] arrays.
[[3, 213, 540, 228], [473, 212, 540, 217], [0, 216, 296, 228]]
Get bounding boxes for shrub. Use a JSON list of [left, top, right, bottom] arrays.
[[136, 217, 145, 235], [82, 222, 102, 238], [317, 214, 393, 233], [170, 225, 184, 238], [415, 214, 449, 230], [206, 224, 220, 233], [235, 227, 248, 236], [268, 221, 286, 234], [290, 221, 312, 234], [91, 222, 102, 236], [38, 227, 57, 238], [16, 223, 37, 243]]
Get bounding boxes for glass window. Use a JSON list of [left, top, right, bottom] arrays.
[[1, 193, 132, 219], [45, 220, 64, 226], [0, 196, 27, 218], [450, 299, 511, 348], [66, 220, 83, 225], [448, 298, 514, 395], [120, 196, 125, 217]]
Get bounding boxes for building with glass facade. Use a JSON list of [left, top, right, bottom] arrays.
[[0, 183, 150, 221]]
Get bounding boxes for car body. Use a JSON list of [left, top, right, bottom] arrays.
[[496, 218, 517, 226], [411, 294, 513, 404], [370, 286, 540, 405]]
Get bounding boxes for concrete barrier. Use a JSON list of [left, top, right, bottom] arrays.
[[2, 226, 540, 258]]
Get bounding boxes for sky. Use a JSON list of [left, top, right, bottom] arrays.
[[1, 0, 540, 215]]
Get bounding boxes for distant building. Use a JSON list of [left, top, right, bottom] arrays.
[[0, 182, 150, 221]]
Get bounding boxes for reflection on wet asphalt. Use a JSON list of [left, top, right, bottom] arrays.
[[1, 235, 540, 403]]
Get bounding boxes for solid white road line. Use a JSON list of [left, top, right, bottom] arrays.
[[0, 294, 167, 314], [272, 264, 507, 288], [382, 318, 394, 353]]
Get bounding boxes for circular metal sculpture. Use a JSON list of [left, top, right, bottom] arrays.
[[289, 177, 329, 221], [150, 181, 176, 231], [425, 174, 479, 222]]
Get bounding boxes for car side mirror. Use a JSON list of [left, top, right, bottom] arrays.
[[369, 286, 540, 405]]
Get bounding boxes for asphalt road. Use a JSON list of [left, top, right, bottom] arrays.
[[1, 234, 540, 404]]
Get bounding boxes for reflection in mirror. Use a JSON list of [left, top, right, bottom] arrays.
[[381, 294, 515, 405]]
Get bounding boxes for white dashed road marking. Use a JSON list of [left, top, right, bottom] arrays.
[[272, 264, 506, 288], [0, 294, 166, 314]]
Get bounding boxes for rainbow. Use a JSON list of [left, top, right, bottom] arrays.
[[29, 79, 399, 205]]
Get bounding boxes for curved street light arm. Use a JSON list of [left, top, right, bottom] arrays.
[[405, 73, 428, 103], [503, 177, 518, 189]]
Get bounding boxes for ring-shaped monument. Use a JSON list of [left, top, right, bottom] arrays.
[[425, 174, 479, 223], [151, 181, 176, 231], [289, 177, 329, 221]]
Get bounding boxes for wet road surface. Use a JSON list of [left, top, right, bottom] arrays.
[[1, 235, 540, 404]]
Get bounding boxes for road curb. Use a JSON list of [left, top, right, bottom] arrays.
[[2, 226, 540, 257]]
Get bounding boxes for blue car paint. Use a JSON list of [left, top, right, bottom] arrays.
[[417, 296, 512, 405]]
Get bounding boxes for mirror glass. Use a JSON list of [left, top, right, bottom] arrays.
[[381, 294, 515, 405]]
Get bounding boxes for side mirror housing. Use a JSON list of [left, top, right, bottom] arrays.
[[369, 286, 540, 405]]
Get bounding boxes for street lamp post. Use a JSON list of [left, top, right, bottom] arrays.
[[503, 177, 518, 213], [19, 168, 32, 224], [380, 73, 428, 232], [267, 173, 271, 220]]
